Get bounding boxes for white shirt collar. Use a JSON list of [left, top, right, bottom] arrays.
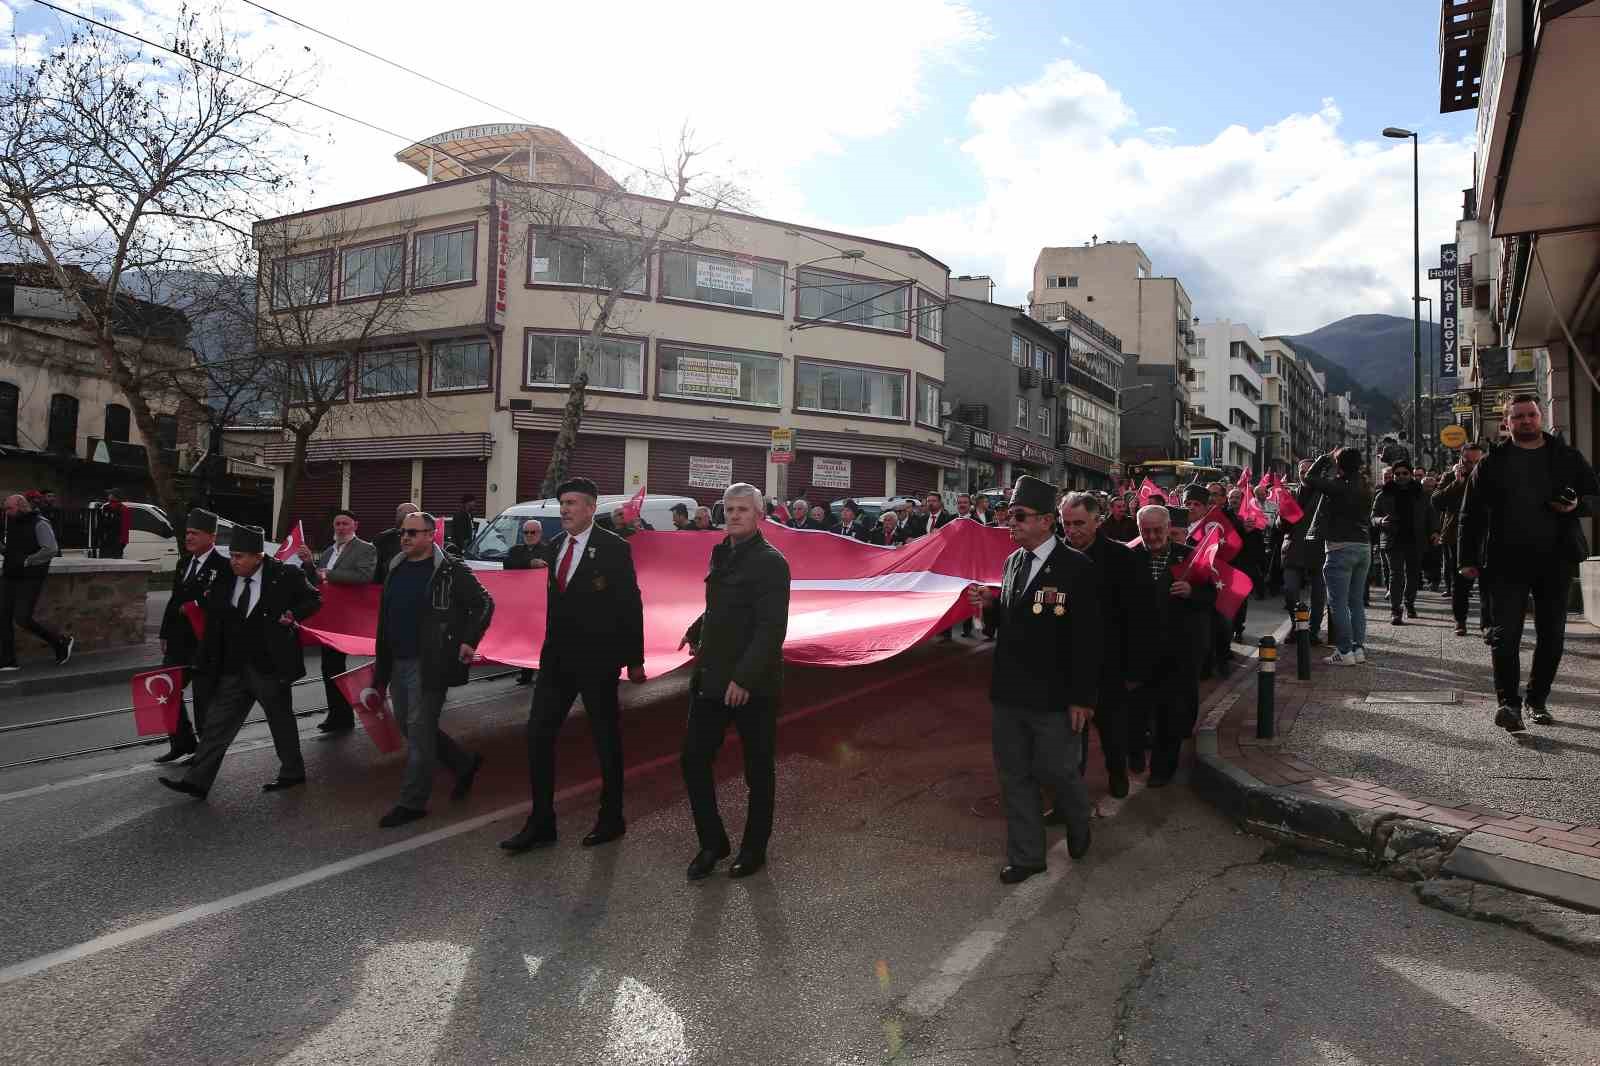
[[1029, 537, 1057, 568], [233, 564, 264, 614], [564, 522, 594, 561]]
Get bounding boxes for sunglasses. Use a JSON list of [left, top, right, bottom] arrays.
[[399, 527, 430, 537], [1006, 509, 1046, 522]]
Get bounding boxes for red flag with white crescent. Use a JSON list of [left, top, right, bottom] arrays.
[[621, 484, 647, 525], [274, 521, 306, 564], [131, 665, 185, 736], [331, 663, 404, 753]]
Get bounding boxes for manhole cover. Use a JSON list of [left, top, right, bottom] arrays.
[[1364, 691, 1458, 705]]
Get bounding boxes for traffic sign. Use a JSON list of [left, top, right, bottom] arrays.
[[1439, 425, 1468, 449]]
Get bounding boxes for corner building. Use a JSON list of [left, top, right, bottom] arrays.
[[249, 124, 958, 539]]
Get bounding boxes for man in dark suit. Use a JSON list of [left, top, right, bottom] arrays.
[[501, 477, 646, 853], [154, 508, 232, 763], [964, 475, 1100, 884], [905, 492, 955, 539], [297, 509, 379, 732], [1057, 491, 1133, 797], [866, 511, 904, 546], [837, 500, 870, 541], [1124, 504, 1216, 786], [450, 494, 478, 553], [372, 501, 417, 585], [678, 483, 791, 880], [504, 519, 548, 685], [157, 525, 321, 800]]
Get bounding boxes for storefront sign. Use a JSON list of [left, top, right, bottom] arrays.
[[687, 456, 734, 489], [1439, 243, 1457, 378], [769, 427, 794, 464], [811, 456, 852, 489], [990, 434, 1012, 460], [494, 203, 511, 326], [969, 428, 994, 453], [1019, 442, 1050, 465], [695, 259, 754, 295], [675, 355, 742, 398]]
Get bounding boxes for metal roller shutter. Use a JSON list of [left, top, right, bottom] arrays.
[[516, 430, 626, 501], [347, 459, 413, 536], [792, 451, 885, 505], [422, 457, 489, 518], [647, 439, 766, 506], [286, 462, 342, 546], [896, 461, 940, 502]]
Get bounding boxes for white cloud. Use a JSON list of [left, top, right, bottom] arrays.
[[866, 59, 1473, 336]]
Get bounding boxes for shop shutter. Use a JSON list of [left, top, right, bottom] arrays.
[[792, 451, 885, 505], [347, 459, 413, 536], [422, 457, 489, 518], [896, 461, 940, 502], [517, 430, 626, 501], [647, 439, 767, 506], [287, 462, 342, 546]]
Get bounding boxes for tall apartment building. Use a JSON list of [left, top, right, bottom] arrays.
[[242, 124, 959, 541], [1260, 336, 1327, 470], [1191, 320, 1265, 470], [1030, 241, 1193, 462], [1025, 300, 1125, 491]]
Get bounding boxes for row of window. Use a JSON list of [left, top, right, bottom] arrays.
[[1009, 334, 1062, 375], [271, 227, 948, 346], [1043, 275, 1080, 289], [0, 388, 176, 455], [1013, 395, 1053, 439]]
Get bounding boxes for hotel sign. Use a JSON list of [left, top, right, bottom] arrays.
[[1439, 243, 1458, 378]]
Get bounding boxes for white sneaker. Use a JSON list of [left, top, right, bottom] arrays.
[[1351, 647, 1367, 664], [1324, 651, 1353, 666]]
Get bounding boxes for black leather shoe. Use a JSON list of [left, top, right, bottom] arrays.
[[1525, 703, 1553, 726], [1067, 821, 1092, 860], [1390, 615, 1405, 625], [157, 776, 207, 800], [999, 864, 1046, 884], [1042, 806, 1066, 826], [154, 737, 197, 764], [378, 805, 427, 828], [1454, 624, 1468, 636], [1494, 703, 1526, 733], [262, 776, 306, 792], [317, 719, 355, 734], [687, 843, 731, 880], [451, 754, 484, 801], [1406, 606, 1418, 619], [1109, 770, 1129, 799], [500, 820, 558, 852], [581, 822, 626, 847], [728, 852, 766, 878]]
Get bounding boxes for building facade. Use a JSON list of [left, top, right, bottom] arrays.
[[240, 124, 961, 541], [1261, 336, 1328, 470], [1191, 320, 1265, 470], [1026, 300, 1124, 490]]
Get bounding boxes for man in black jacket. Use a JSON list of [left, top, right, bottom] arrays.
[[1432, 443, 1489, 636], [1, 494, 74, 671], [372, 501, 417, 585], [1459, 396, 1599, 732], [371, 512, 493, 828], [1125, 504, 1217, 785], [1057, 491, 1133, 797], [1371, 459, 1436, 624], [904, 492, 954, 539], [158, 525, 320, 799], [501, 477, 646, 853], [964, 476, 1100, 884], [154, 509, 231, 763], [836, 500, 870, 542], [678, 483, 791, 880]]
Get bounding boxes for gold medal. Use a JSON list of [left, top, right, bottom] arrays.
[[1032, 602, 1043, 614], [1054, 604, 1065, 617]]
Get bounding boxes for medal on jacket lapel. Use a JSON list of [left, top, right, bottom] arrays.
[[1032, 590, 1044, 615]]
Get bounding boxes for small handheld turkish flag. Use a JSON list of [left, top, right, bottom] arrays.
[[331, 663, 404, 754], [621, 483, 646, 525], [274, 521, 306, 565], [131, 665, 185, 736], [181, 600, 206, 640], [1273, 483, 1305, 525]]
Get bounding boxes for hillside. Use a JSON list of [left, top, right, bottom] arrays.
[[1284, 314, 1446, 432]]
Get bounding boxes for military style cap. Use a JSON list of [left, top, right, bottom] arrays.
[[184, 508, 218, 534], [230, 524, 266, 554], [1182, 485, 1210, 505], [1007, 475, 1057, 515], [556, 477, 599, 500]]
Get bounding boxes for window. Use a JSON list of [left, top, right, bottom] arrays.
[[0, 381, 16, 446], [271, 252, 332, 309], [414, 225, 476, 288], [657, 344, 781, 407], [795, 268, 908, 332], [915, 290, 944, 346], [341, 239, 404, 299], [795, 361, 907, 419], [1032, 342, 1046, 373], [431, 340, 492, 392], [915, 378, 942, 428], [154, 414, 178, 456], [47, 394, 78, 454], [659, 249, 781, 313], [104, 403, 130, 443], [358, 349, 421, 398], [1067, 275, 1079, 288], [530, 232, 645, 294], [1046, 275, 1061, 288], [525, 333, 644, 393], [1015, 396, 1028, 428], [1011, 336, 1026, 367], [1036, 403, 1051, 438], [290, 355, 349, 405], [1196, 338, 1207, 357]]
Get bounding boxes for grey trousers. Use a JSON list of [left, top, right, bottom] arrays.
[[389, 657, 473, 811], [992, 702, 1090, 867], [183, 666, 304, 791]]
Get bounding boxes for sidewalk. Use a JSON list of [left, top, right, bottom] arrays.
[[0, 591, 169, 699], [1194, 582, 1600, 937]]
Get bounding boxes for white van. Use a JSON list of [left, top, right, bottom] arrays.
[[466, 494, 701, 566], [83, 501, 279, 565]]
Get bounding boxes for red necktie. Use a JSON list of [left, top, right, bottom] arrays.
[[557, 536, 577, 592]]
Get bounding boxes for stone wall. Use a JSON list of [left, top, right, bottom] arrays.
[[1583, 557, 1600, 628], [12, 558, 153, 664]]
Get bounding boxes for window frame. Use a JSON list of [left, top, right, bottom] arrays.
[[792, 357, 910, 423], [653, 339, 784, 410], [521, 328, 648, 397], [914, 288, 946, 349], [338, 236, 406, 303], [411, 222, 479, 292], [0, 380, 17, 446], [427, 337, 495, 395], [793, 266, 912, 336], [289, 354, 351, 407], [914, 373, 943, 430], [1036, 402, 1051, 438], [103, 403, 131, 444], [525, 227, 649, 299], [657, 245, 786, 318], [1015, 395, 1029, 429], [270, 250, 334, 310], [354, 347, 423, 402], [47, 393, 79, 454], [1011, 335, 1026, 367]]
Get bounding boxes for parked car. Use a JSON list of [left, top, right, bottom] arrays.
[[466, 494, 701, 566], [83, 501, 279, 564]]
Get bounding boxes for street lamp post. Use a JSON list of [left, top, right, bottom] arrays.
[[1421, 295, 1434, 464], [1384, 126, 1422, 459]]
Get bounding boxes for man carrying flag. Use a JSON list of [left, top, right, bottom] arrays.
[[153, 509, 230, 764]]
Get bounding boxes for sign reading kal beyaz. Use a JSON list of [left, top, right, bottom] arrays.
[[1439, 242, 1457, 378]]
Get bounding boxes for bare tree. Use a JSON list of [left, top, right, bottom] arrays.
[[502, 131, 748, 496], [0, 8, 305, 517]]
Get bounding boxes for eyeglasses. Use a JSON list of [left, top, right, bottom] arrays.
[[399, 528, 430, 537], [1006, 509, 1045, 522]]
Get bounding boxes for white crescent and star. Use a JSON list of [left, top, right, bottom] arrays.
[[145, 672, 176, 706]]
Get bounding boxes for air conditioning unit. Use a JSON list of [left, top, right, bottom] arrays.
[[959, 402, 989, 428], [1041, 377, 1058, 398], [1018, 366, 1041, 389]]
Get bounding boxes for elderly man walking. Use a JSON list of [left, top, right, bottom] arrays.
[[1, 494, 74, 671], [504, 519, 548, 686], [154, 508, 231, 762], [298, 508, 378, 733]]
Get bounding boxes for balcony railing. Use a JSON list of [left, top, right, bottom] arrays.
[[1025, 301, 1123, 353]]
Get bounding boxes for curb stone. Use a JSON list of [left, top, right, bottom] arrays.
[[1416, 878, 1600, 956]]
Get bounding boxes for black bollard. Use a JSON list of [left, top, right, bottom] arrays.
[[1257, 636, 1277, 739], [1293, 601, 1312, 681]]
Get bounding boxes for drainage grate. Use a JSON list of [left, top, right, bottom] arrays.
[[1364, 690, 1459, 705]]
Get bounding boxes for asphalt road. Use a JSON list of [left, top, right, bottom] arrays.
[[1, 636, 1594, 1065]]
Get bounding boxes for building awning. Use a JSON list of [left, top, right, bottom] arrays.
[[259, 432, 493, 464]]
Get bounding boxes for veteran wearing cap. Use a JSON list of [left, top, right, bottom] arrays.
[[154, 508, 232, 764], [964, 475, 1102, 884]]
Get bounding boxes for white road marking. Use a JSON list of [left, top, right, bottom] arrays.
[[0, 646, 985, 987]]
